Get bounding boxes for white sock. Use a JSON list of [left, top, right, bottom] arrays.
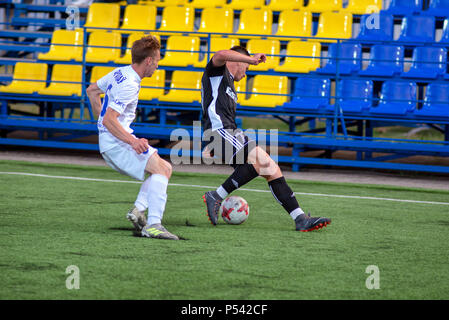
[[134, 176, 152, 211], [216, 185, 228, 199], [146, 174, 169, 226], [290, 208, 305, 221]]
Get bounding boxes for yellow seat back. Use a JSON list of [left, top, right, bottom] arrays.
[[274, 10, 312, 40], [197, 7, 234, 36], [194, 37, 240, 68], [266, 0, 303, 11], [159, 71, 202, 103], [0, 62, 48, 94], [314, 11, 353, 42], [84, 3, 120, 31], [275, 41, 321, 73], [38, 29, 84, 61], [234, 8, 273, 39], [241, 75, 289, 107], [159, 36, 201, 67], [139, 69, 166, 101], [120, 5, 157, 33], [157, 6, 195, 35], [305, 0, 342, 13], [246, 39, 280, 71], [82, 31, 122, 63], [342, 0, 382, 14]]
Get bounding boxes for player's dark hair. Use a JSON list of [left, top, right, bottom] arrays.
[[230, 45, 250, 57], [131, 35, 161, 64]]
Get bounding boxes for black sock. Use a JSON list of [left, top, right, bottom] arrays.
[[268, 176, 300, 214], [219, 164, 259, 197]]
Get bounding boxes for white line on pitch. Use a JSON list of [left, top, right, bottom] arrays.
[[1, 171, 449, 206]]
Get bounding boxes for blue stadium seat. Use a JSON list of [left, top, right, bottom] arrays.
[[370, 81, 417, 116], [383, 0, 423, 15], [359, 45, 404, 77], [283, 77, 331, 111], [316, 43, 362, 75], [355, 12, 394, 42], [422, 0, 449, 17], [327, 79, 373, 113], [414, 83, 449, 118], [401, 47, 447, 79], [397, 15, 435, 43]]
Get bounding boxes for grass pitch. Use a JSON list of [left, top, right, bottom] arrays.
[[0, 159, 448, 300]]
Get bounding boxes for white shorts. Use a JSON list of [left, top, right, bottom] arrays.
[[101, 143, 157, 181]]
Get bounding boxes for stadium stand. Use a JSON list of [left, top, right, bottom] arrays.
[[0, 0, 448, 173]]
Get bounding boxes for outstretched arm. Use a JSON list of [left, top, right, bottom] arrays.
[[212, 50, 266, 67]]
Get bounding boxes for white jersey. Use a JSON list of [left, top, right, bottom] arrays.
[[96, 65, 141, 153]]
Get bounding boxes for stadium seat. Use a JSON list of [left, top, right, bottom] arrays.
[[225, 0, 265, 10], [342, 0, 382, 14], [197, 7, 234, 36], [401, 47, 447, 79], [359, 45, 404, 77], [232, 8, 273, 39], [77, 31, 121, 63], [327, 79, 373, 113], [0, 62, 47, 94], [382, 0, 423, 15], [139, 69, 166, 101], [83, 3, 120, 32], [423, 0, 449, 17], [414, 83, 449, 118], [119, 5, 157, 33], [283, 77, 331, 111], [194, 37, 240, 68], [272, 10, 312, 40], [265, 0, 303, 11], [316, 43, 362, 75], [355, 12, 394, 41], [397, 15, 435, 43], [239, 75, 289, 108], [115, 33, 160, 65], [246, 39, 280, 71], [38, 29, 84, 61], [157, 6, 195, 36], [158, 71, 202, 103], [274, 41, 321, 73], [159, 36, 200, 67], [37, 64, 83, 96], [369, 81, 417, 116], [189, 0, 226, 8], [305, 0, 342, 13], [313, 11, 353, 42]]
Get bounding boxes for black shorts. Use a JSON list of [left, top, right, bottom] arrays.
[[203, 128, 257, 167]]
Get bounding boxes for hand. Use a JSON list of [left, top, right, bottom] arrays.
[[250, 53, 267, 65], [130, 138, 149, 154]]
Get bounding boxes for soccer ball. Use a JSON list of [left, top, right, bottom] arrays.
[[220, 196, 249, 225]]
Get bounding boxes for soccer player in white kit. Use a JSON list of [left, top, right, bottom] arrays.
[[86, 35, 179, 240]]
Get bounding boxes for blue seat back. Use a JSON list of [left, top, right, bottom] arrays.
[[294, 77, 331, 102], [398, 15, 435, 42], [424, 83, 449, 109], [411, 46, 447, 74], [337, 79, 373, 108], [380, 81, 417, 110], [324, 43, 362, 71], [369, 44, 404, 71], [357, 13, 394, 41]]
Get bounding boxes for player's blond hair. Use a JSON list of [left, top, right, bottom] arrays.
[[131, 35, 161, 64]]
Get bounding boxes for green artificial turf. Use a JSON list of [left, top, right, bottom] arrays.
[[0, 160, 448, 300]]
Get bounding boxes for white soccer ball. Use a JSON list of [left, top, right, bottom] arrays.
[[220, 196, 249, 225]]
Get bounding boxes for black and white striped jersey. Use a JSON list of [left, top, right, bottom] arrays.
[[201, 59, 238, 131]]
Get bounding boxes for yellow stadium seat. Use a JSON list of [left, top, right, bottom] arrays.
[[38, 64, 83, 96], [139, 69, 166, 101], [305, 0, 342, 13], [341, 0, 382, 14], [194, 37, 240, 68], [246, 39, 280, 71], [120, 5, 157, 33], [77, 31, 121, 63], [313, 11, 353, 42], [115, 33, 160, 65], [265, 0, 303, 11], [159, 36, 201, 67], [90, 66, 115, 84], [83, 3, 120, 31], [234, 76, 247, 102], [272, 10, 312, 40], [226, 0, 264, 9], [156, 6, 195, 36], [38, 29, 84, 61], [0, 62, 47, 94], [232, 8, 273, 39], [159, 71, 202, 103], [190, 0, 226, 8], [240, 75, 289, 108], [274, 41, 321, 73], [197, 7, 234, 36]]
